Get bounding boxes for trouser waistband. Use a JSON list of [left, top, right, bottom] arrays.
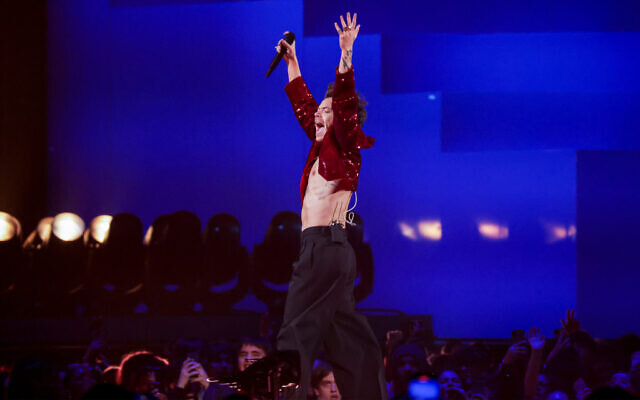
[[301, 224, 347, 243]]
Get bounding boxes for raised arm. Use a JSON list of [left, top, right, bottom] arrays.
[[277, 34, 301, 82], [278, 36, 318, 141], [524, 327, 545, 400], [331, 13, 373, 150], [334, 12, 360, 73]]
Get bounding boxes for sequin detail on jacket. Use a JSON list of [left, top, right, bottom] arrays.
[[284, 67, 374, 204]]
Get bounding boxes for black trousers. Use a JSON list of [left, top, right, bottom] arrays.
[[277, 225, 387, 400]]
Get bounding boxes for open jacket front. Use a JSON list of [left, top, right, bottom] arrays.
[[284, 66, 374, 204]]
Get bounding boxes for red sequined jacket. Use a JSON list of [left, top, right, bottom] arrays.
[[284, 67, 375, 204]]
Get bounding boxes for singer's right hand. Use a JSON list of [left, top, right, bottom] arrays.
[[276, 33, 297, 66]]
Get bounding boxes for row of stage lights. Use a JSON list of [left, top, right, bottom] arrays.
[[0, 210, 239, 316], [0, 210, 366, 317], [0, 212, 113, 247], [398, 219, 576, 242], [1, 212, 578, 247], [0, 213, 157, 249], [0, 211, 205, 250]]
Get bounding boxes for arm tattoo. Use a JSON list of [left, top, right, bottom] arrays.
[[341, 49, 352, 70]]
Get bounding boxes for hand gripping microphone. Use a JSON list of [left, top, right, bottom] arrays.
[[266, 31, 296, 77]]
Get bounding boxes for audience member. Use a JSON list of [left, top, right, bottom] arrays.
[[62, 363, 102, 400], [310, 361, 341, 400], [237, 337, 272, 373], [118, 351, 169, 400], [103, 366, 120, 385], [388, 344, 428, 399], [3, 308, 640, 400]]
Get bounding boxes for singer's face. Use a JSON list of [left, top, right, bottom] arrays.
[[314, 98, 334, 142]]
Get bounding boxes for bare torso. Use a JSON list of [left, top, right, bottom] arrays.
[[301, 159, 352, 230]]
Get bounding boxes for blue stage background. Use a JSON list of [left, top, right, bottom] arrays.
[[46, 0, 640, 337]]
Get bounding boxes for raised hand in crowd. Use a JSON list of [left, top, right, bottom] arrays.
[[546, 333, 570, 365], [560, 309, 580, 335], [176, 358, 209, 390], [503, 340, 529, 366], [526, 327, 545, 351], [546, 309, 582, 366], [524, 327, 545, 400]]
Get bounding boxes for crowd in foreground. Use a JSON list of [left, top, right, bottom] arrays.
[[1, 310, 639, 400]]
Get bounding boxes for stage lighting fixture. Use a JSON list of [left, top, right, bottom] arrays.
[[52, 212, 85, 241], [398, 221, 418, 241], [202, 213, 250, 313], [542, 221, 577, 244], [477, 220, 509, 240], [22, 217, 53, 250], [252, 211, 301, 313], [346, 212, 375, 303], [89, 213, 146, 316], [38, 217, 53, 241], [0, 212, 19, 241], [418, 220, 442, 241], [31, 212, 88, 316], [86, 215, 113, 246], [204, 213, 244, 283], [144, 215, 169, 247], [0, 212, 23, 301], [0, 213, 20, 246], [147, 211, 203, 315], [143, 226, 153, 245]]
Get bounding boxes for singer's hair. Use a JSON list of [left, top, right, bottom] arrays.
[[324, 83, 368, 125]]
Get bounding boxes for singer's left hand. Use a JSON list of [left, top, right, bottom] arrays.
[[334, 12, 360, 51]]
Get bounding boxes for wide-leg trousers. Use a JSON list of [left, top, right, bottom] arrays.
[[277, 225, 387, 400]]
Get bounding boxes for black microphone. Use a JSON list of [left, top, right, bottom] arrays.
[[266, 31, 296, 77]]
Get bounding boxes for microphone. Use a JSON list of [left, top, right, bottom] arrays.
[[266, 31, 296, 77]]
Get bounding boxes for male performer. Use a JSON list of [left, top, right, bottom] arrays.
[[275, 12, 387, 400]]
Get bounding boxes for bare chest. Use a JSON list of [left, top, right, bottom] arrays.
[[306, 159, 340, 199]]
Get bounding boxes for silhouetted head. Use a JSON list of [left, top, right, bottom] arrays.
[[439, 370, 464, 393], [391, 344, 429, 395], [611, 372, 632, 391], [118, 351, 168, 395]]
